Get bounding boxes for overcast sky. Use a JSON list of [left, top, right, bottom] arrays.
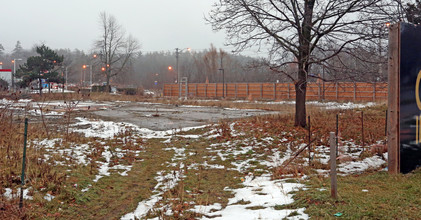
[[1, 0, 255, 55]]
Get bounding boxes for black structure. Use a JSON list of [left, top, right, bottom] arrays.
[[399, 23, 421, 173]]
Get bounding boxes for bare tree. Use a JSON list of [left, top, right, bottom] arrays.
[[208, 0, 401, 127], [95, 12, 140, 90], [203, 44, 219, 83]]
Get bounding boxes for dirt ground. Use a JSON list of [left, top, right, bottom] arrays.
[[92, 102, 278, 130]]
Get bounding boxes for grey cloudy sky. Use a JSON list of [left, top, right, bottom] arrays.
[[1, 0, 247, 54]]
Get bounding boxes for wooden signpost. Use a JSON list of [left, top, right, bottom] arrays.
[[388, 23, 421, 174]]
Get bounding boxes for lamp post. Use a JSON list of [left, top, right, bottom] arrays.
[[175, 47, 190, 98], [12, 58, 22, 91], [82, 54, 97, 87], [82, 64, 93, 86]]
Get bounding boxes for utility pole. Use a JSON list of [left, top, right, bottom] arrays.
[[90, 65, 93, 86], [12, 58, 22, 92], [322, 65, 325, 100], [176, 48, 180, 98], [65, 67, 68, 89], [219, 55, 225, 98]]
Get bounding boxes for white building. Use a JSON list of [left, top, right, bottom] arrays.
[[0, 69, 12, 86]]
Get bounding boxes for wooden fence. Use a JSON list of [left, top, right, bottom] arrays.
[[163, 82, 388, 102]]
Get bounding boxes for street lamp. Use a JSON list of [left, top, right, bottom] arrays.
[[12, 58, 22, 91], [81, 54, 99, 87], [82, 64, 93, 86], [175, 47, 191, 98]]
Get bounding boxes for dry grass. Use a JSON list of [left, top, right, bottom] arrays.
[[0, 95, 391, 218], [0, 106, 68, 218]]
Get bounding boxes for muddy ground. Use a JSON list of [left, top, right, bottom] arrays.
[[92, 102, 278, 130]]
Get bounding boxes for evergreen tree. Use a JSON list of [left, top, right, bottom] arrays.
[[16, 44, 64, 94], [0, 43, 4, 55], [12, 41, 24, 57], [406, 0, 421, 24]]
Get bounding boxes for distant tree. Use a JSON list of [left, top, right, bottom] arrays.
[[12, 41, 24, 58], [406, 0, 421, 24], [0, 78, 8, 90], [208, 0, 402, 127], [94, 12, 140, 91], [203, 45, 219, 83], [0, 43, 4, 55], [16, 44, 64, 95]]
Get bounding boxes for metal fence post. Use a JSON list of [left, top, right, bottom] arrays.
[[330, 132, 338, 199], [19, 118, 28, 208], [308, 116, 312, 165]]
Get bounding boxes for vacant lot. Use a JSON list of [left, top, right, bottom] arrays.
[[1, 96, 419, 219]]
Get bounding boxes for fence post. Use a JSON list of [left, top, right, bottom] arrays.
[[288, 83, 291, 100], [335, 82, 339, 100], [195, 84, 198, 97], [215, 83, 217, 98], [186, 82, 188, 99], [273, 83, 276, 100], [260, 83, 263, 99], [205, 84, 208, 98], [354, 82, 356, 102], [373, 83, 376, 102], [246, 83, 249, 97], [336, 114, 339, 156], [308, 116, 312, 165], [361, 111, 365, 150], [235, 84, 238, 99], [318, 83, 321, 100], [329, 132, 338, 199], [19, 118, 28, 208]]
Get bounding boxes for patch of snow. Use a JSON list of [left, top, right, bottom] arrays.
[[121, 170, 183, 220], [191, 203, 222, 215], [199, 174, 307, 220], [3, 188, 33, 200], [338, 155, 386, 174], [121, 145, 186, 219], [73, 117, 127, 139], [93, 147, 112, 182], [44, 193, 55, 201]]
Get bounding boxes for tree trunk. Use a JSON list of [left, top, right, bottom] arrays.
[[295, 73, 307, 127], [39, 76, 42, 96], [106, 72, 111, 93], [294, 0, 315, 128]]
